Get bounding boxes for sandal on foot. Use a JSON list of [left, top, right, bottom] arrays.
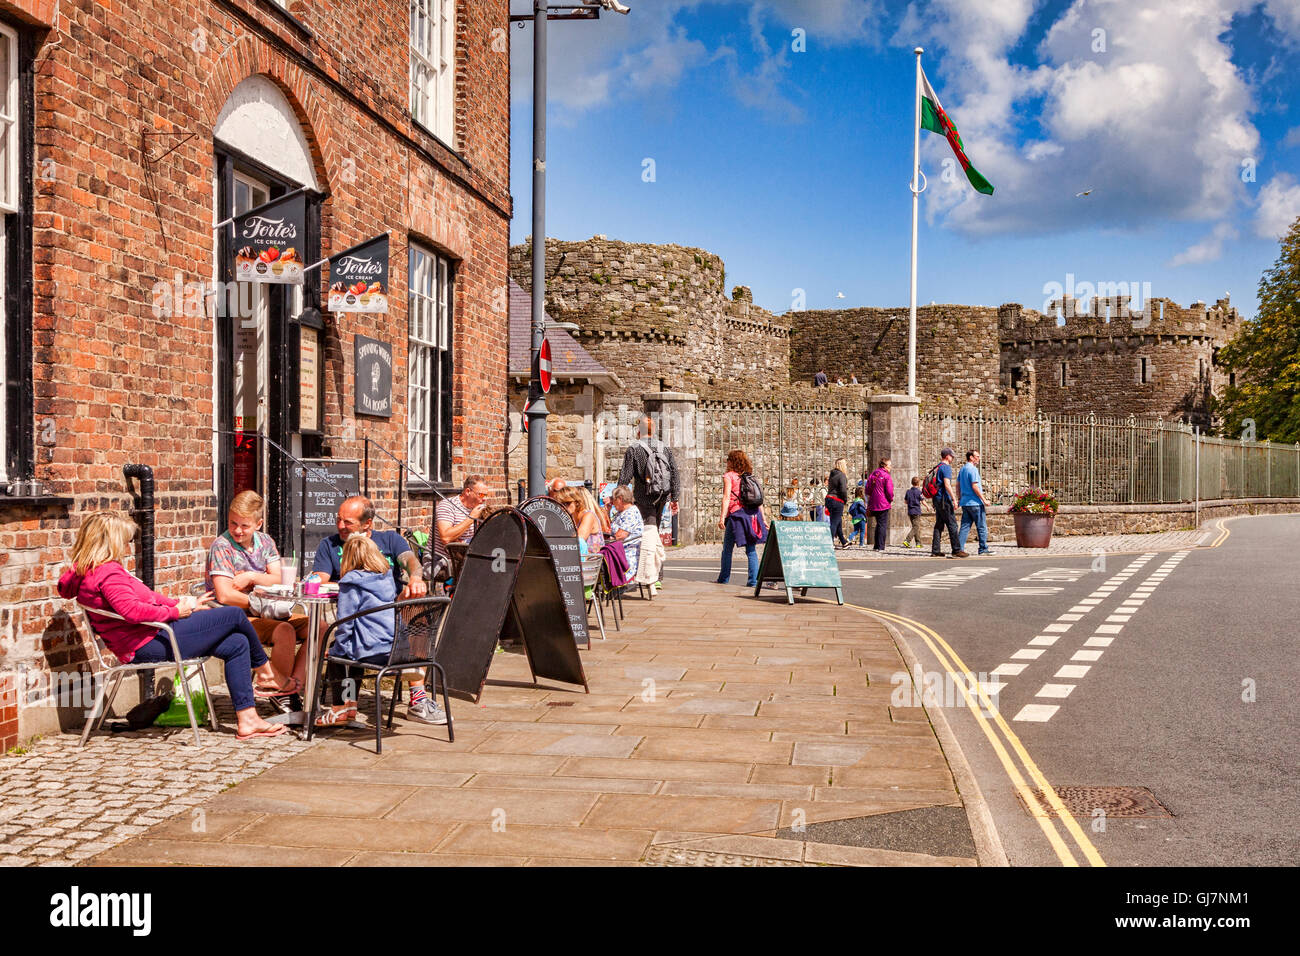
[[254, 677, 302, 699], [314, 705, 356, 728], [235, 724, 288, 741]]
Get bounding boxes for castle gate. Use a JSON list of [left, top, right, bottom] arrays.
[[692, 403, 871, 544]]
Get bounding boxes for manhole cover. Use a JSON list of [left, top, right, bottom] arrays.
[[643, 845, 811, 867], [1018, 786, 1173, 818]]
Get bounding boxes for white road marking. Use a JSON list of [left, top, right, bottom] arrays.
[[997, 586, 1065, 595], [1084, 636, 1114, 647], [1078, 599, 1102, 605], [1057, 613, 1084, 621], [1012, 648, 1045, 660], [1028, 635, 1061, 647], [1036, 683, 1076, 698], [1068, 605, 1093, 613], [1055, 664, 1091, 679], [1013, 703, 1060, 722], [1043, 623, 1072, 633], [1071, 650, 1104, 661], [1105, 614, 1132, 623], [1095, 624, 1124, 634], [992, 662, 1029, 676], [895, 567, 998, 589]]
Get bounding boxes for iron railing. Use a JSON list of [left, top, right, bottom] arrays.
[[919, 410, 1300, 506]]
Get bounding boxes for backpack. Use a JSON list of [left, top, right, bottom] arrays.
[[922, 463, 942, 499], [865, 471, 879, 500], [738, 472, 763, 509], [636, 439, 673, 499]]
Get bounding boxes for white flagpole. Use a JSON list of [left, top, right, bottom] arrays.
[[908, 47, 924, 399]]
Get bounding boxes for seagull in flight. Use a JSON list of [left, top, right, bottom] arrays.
[[1076, 187, 1094, 197], [836, 292, 845, 299]]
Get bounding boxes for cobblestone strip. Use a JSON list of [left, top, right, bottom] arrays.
[[0, 700, 313, 867]]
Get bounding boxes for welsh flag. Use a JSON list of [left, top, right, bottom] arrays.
[[920, 68, 994, 195]]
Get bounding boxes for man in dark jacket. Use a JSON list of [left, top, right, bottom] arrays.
[[618, 416, 680, 592], [930, 448, 966, 558]]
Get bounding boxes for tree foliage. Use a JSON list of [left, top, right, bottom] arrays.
[[1215, 216, 1300, 443]]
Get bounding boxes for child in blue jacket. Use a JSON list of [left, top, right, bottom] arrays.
[[317, 535, 446, 726], [848, 491, 868, 547]]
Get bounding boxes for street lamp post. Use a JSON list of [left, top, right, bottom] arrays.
[[515, 1, 630, 499]]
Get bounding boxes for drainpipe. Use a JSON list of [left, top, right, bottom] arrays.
[[123, 463, 156, 698]]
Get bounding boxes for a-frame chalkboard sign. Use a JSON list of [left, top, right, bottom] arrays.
[[753, 521, 844, 605]]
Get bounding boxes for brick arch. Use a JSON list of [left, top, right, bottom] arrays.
[[202, 41, 334, 196]]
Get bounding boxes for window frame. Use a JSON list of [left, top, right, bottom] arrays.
[[2, 21, 32, 487], [409, 0, 456, 145], [407, 242, 454, 488]]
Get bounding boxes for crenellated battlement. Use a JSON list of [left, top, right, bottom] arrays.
[[998, 295, 1241, 344]]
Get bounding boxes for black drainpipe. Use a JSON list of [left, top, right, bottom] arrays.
[[123, 464, 156, 698], [123, 464, 155, 588]]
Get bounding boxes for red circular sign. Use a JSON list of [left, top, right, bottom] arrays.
[[539, 338, 553, 394]]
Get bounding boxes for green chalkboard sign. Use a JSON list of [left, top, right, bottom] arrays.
[[753, 521, 843, 605]]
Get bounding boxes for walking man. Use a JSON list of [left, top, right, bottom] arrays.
[[957, 450, 991, 556], [618, 414, 680, 594], [930, 448, 966, 558]]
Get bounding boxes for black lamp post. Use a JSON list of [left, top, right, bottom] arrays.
[[511, 1, 631, 498]]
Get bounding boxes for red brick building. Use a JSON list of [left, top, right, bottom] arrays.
[[0, 0, 511, 747]]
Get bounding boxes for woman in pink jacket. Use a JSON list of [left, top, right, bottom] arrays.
[[865, 458, 895, 551], [58, 511, 286, 740]]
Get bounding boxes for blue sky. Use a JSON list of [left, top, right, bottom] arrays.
[[508, 1, 1300, 319]]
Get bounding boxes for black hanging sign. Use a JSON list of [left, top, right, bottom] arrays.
[[354, 336, 393, 418], [753, 520, 844, 605], [232, 192, 307, 285], [328, 234, 390, 313], [520, 495, 590, 648]]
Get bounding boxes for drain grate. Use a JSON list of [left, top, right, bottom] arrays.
[[1018, 786, 1173, 819], [643, 845, 810, 867], [545, 701, 574, 707]]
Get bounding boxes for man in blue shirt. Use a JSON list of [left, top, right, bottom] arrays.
[[930, 448, 965, 557], [311, 495, 427, 599], [957, 450, 991, 556]]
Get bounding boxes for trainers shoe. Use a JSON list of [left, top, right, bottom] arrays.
[[407, 698, 448, 725]]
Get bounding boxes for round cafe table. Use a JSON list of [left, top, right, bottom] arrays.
[[260, 584, 337, 732]]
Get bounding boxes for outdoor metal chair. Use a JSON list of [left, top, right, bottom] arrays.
[[592, 561, 622, 632], [307, 596, 454, 753], [74, 603, 217, 747]]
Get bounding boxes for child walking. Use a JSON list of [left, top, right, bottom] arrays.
[[902, 476, 925, 548], [316, 535, 447, 727], [848, 490, 868, 547]]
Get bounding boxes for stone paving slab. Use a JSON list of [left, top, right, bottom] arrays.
[[71, 579, 979, 867]]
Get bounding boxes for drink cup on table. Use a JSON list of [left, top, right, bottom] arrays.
[[280, 558, 297, 590]]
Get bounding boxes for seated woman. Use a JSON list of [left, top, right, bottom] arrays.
[[608, 485, 643, 577], [316, 534, 446, 727], [554, 486, 604, 556], [58, 511, 286, 740], [205, 490, 310, 697]]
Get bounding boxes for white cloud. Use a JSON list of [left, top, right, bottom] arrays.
[[1283, 126, 1300, 148], [1254, 173, 1300, 238], [752, 0, 882, 46], [1168, 221, 1239, 266], [908, 0, 1265, 236], [1264, 0, 1300, 39]]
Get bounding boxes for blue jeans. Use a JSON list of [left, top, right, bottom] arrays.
[[132, 606, 267, 712], [959, 504, 989, 554], [853, 522, 866, 545], [717, 518, 758, 586]]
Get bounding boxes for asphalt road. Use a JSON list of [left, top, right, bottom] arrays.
[[665, 513, 1300, 867]]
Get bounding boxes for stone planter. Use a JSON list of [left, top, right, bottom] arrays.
[[1013, 512, 1055, 548]]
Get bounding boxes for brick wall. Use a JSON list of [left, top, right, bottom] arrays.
[[0, 0, 511, 748]]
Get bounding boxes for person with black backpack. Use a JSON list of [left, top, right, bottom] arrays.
[[714, 449, 767, 587], [825, 458, 851, 549], [618, 415, 680, 593], [926, 447, 966, 558]]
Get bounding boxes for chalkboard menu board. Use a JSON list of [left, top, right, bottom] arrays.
[[286, 458, 360, 573], [520, 496, 590, 648], [753, 521, 843, 605]]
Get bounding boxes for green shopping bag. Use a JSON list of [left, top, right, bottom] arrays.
[[153, 668, 210, 727]]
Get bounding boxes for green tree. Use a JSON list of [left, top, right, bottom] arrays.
[[1215, 215, 1300, 442]]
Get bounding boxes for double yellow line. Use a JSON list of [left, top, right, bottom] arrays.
[[848, 602, 1107, 867]]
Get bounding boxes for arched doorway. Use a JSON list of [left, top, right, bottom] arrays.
[[212, 75, 324, 556]]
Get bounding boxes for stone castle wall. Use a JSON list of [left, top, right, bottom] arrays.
[[510, 238, 1239, 428], [508, 238, 790, 405]]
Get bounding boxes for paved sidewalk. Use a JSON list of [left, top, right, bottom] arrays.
[[88, 581, 979, 867], [670, 528, 1207, 562], [0, 705, 312, 867]]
